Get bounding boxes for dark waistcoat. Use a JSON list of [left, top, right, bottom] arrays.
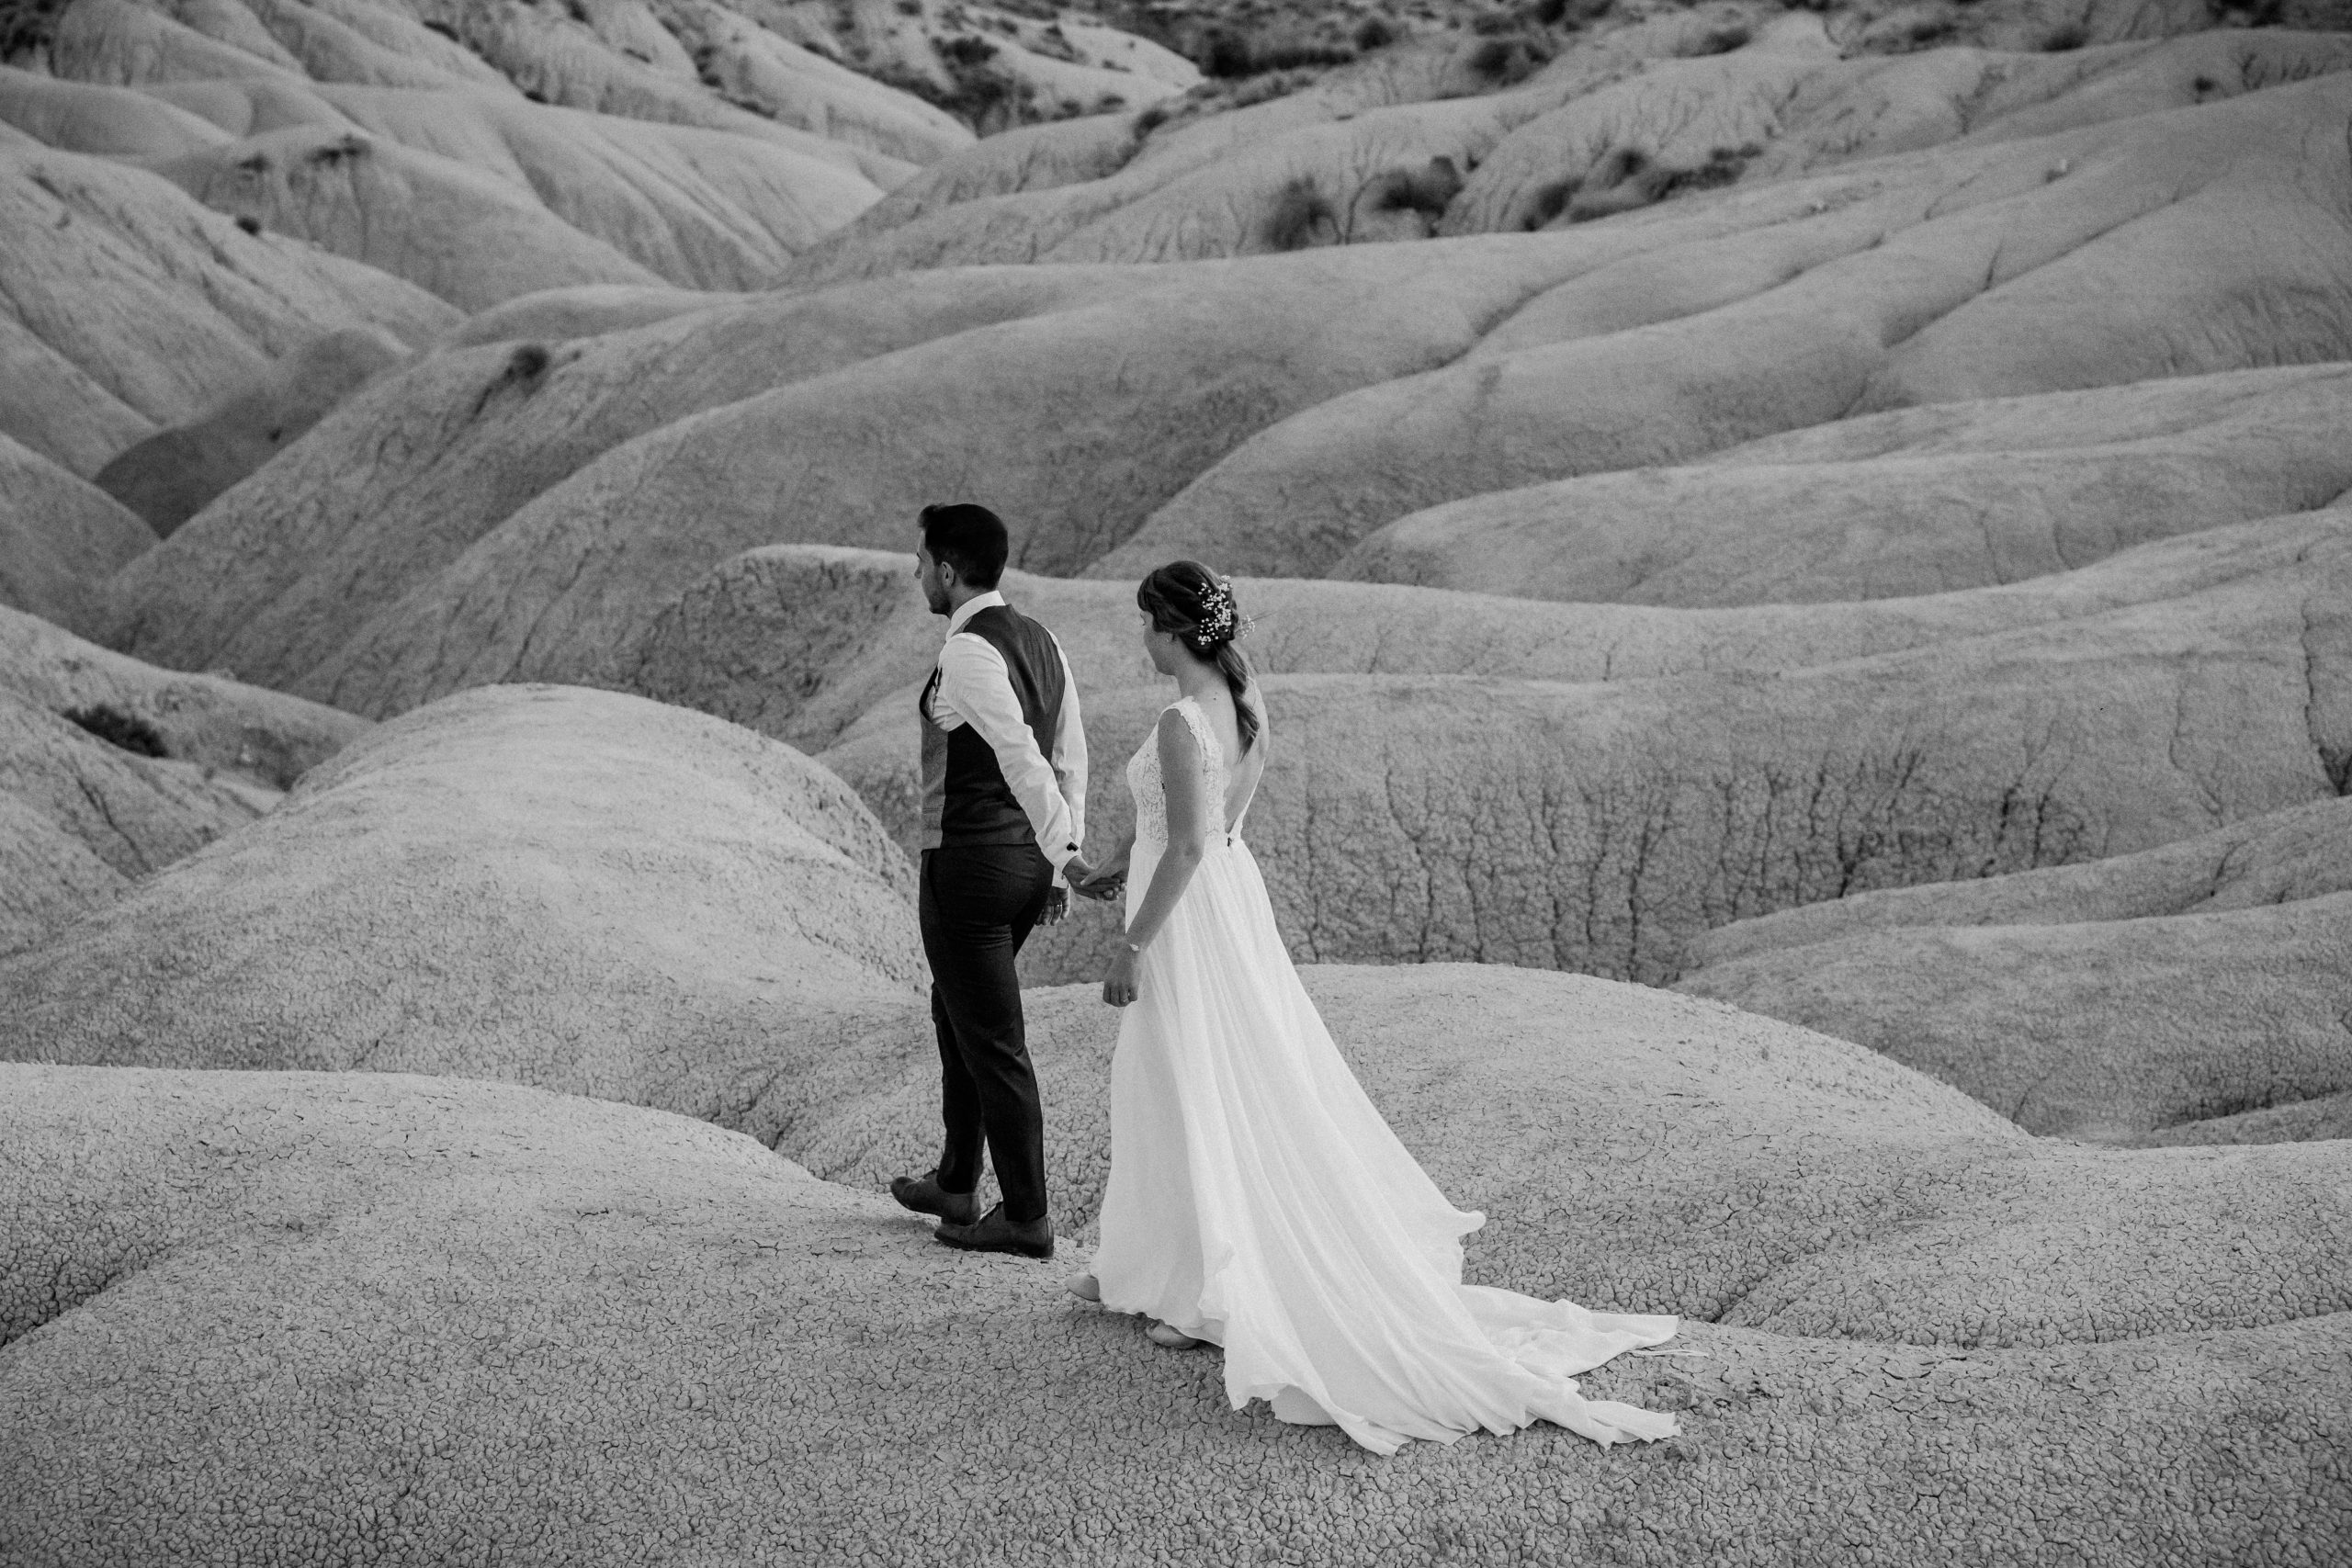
[[919, 604, 1065, 851]]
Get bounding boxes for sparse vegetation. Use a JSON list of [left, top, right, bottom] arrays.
[[1466, 34, 1550, 84], [2041, 22, 2088, 50], [1654, 142, 1758, 197], [0, 0, 68, 62], [62, 705, 167, 759], [1261, 176, 1339, 250], [1531, 140, 1760, 225], [1352, 16, 1398, 50], [1522, 175, 1578, 229], [937, 33, 999, 67], [471, 343, 554, 417], [307, 133, 370, 168], [1686, 23, 1753, 55], [235, 215, 262, 235], [1367, 157, 1464, 222], [1202, 28, 1255, 76], [1201, 27, 1356, 78]]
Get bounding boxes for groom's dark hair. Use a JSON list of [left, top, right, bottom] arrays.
[[919, 502, 1009, 589]]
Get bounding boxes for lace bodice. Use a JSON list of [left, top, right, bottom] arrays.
[[1126, 696, 1248, 852]]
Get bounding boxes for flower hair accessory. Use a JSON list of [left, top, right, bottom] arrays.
[[1189, 575, 1242, 650]]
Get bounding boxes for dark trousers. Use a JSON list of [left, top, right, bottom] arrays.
[[919, 843, 1055, 1223]]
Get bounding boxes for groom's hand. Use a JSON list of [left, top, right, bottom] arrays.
[[1040, 886, 1070, 926]]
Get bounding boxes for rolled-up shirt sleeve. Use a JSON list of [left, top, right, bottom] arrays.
[[936, 633, 1084, 874]]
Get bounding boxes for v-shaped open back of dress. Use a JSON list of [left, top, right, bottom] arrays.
[[1092, 697, 1680, 1455]]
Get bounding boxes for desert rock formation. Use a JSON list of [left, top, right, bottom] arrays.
[[1674, 795, 2352, 1138], [91, 323, 407, 533], [0, 138, 454, 475], [0, 434, 156, 636], [0, 685, 924, 1116], [4, 971, 2346, 1561], [0, 603, 363, 952]]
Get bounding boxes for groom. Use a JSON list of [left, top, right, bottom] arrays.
[[891, 502, 1092, 1260]]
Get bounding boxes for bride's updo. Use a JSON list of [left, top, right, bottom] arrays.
[[1137, 560, 1260, 753]]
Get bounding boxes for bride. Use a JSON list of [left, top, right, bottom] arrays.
[[1066, 561, 1681, 1456]]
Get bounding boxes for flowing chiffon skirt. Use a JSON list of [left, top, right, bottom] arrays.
[[1091, 832, 1680, 1456]]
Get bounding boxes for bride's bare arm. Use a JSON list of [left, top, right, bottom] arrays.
[[1125, 711, 1210, 948], [1102, 712, 1208, 1004]]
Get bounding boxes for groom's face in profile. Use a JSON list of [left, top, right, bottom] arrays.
[[915, 540, 954, 615]]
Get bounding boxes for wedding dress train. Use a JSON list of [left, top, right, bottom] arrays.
[[1091, 696, 1680, 1455]]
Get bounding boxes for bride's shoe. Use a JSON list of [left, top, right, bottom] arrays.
[[1065, 1272, 1102, 1303], [1147, 1322, 1204, 1349]]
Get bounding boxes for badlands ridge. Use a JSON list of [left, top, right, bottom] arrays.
[[2, 0, 2349, 1560]]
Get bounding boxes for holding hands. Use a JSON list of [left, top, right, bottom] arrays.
[[1068, 850, 1128, 903], [1059, 840, 1142, 1007]]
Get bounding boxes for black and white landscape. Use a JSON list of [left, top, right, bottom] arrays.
[[3, 0, 2349, 1561]]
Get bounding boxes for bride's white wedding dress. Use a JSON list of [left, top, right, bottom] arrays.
[[1091, 695, 1681, 1456]]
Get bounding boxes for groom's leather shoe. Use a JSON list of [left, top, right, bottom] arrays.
[[891, 1169, 979, 1227], [935, 1202, 1055, 1260]]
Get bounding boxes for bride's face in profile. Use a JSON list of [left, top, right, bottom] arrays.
[[1138, 610, 1182, 677]]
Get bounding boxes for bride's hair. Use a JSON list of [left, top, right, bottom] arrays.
[[1138, 560, 1259, 753]]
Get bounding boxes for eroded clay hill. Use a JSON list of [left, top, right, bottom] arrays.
[[3, 971, 2346, 1562], [0, 603, 360, 956], [0, 685, 926, 1116], [600, 518, 2352, 992], [1673, 795, 2352, 1139], [4, 2, 2352, 1551]]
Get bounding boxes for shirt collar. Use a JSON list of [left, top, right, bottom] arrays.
[[944, 590, 1005, 637]]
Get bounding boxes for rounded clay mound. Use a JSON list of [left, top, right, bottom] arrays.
[[1098, 74, 2352, 580], [1331, 367, 2352, 604], [0, 141, 456, 477], [0, 683, 277, 957], [92, 324, 408, 536], [0, 684, 925, 1125], [2, 1043, 2344, 1563], [0, 434, 155, 637], [0, 602, 364, 791], [0, 599, 364, 953], [616, 507, 2352, 755], [1677, 892, 2352, 1140], [100, 265, 1154, 698], [805, 530, 2352, 986]]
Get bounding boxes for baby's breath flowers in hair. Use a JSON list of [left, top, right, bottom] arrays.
[[1187, 575, 1241, 651]]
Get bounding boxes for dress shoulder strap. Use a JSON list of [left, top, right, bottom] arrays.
[[1164, 696, 1225, 774]]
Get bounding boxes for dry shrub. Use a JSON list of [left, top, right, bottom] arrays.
[[0, 0, 67, 60], [62, 705, 166, 759], [1685, 23, 1752, 55], [1368, 157, 1464, 221], [1521, 175, 1579, 229], [1261, 177, 1339, 251], [1467, 35, 1550, 84]]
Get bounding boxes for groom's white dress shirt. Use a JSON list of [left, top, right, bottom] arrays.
[[926, 591, 1089, 878]]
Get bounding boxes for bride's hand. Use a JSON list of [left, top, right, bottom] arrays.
[[1074, 869, 1126, 902], [1102, 945, 1139, 1008]]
